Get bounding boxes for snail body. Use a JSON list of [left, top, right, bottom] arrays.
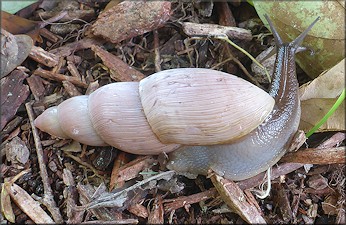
[[167, 15, 319, 180], [34, 15, 319, 180]]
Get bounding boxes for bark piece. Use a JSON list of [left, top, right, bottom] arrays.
[[77, 184, 118, 221], [110, 156, 156, 190], [148, 195, 164, 224], [91, 45, 145, 81], [29, 46, 59, 67], [182, 22, 252, 41], [62, 80, 82, 97], [26, 75, 46, 101], [163, 188, 218, 213], [272, 183, 293, 222], [210, 173, 266, 224], [216, 2, 236, 26], [90, 1, 171, 43], [33, 67, 88, 88], [281, 147, 345, 164], [307, 174, 329, 190], [1, 70, 30, 130], [127, 203, 148, 218]]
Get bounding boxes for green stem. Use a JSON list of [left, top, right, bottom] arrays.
[[217, 35, 271, 82]]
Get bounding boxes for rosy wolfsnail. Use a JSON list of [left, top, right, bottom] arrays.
[[34, 15, 319, 181]]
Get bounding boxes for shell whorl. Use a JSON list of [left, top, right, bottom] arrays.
[[34, 68, 275, 155]]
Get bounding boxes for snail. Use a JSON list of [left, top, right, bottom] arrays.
[[34, 15, 319, 180]]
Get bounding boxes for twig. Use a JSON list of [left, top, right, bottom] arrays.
[[64, 152, 105, 179], [163, 188, 218, 212], [223, 44, 263, 88], [38, 11, 69, 28], [281, 146, 345, 164], [25, 102, 63, 223], [236, 132, 346, 190], [34, 67, 88, 88], [29, 46, 59, 67], [153, 29, 162, 72]]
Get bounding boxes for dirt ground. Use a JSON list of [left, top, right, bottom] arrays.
[[1, 1, 345, 224]]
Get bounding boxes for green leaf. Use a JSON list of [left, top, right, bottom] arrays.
[[2, 1, 38, 14], [253, 1, 345, 78]]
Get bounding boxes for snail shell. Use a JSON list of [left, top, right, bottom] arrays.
[[35, 68, 275, 154]]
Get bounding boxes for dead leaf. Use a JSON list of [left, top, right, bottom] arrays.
[[82, 171, 174, 210], [299, 99, 345, 132], [5, 183, 54, 223], [4, 136, 30, 165], [299, 59, 345, 100], [1, 184, 15, 223], [1, 29, 33, 78], [1, 10, 41, 42], [322, 194, 338, 215], [298, 58, 345, 133], [61, 141, 82, 153], [254, 1, 345, 78]]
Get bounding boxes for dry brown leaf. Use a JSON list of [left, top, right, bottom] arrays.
[[322, 194, 339, 215], [4, 136, 30, 165], [5, 183, 54, 223], [61, 140, 82, 153], [299, 59, 345, 100], [299, 99, 345, 132], [1, 29, 33, 78], [299, 58, 345, 133], [1, 11, 41, 42], [1, 184, 15, 223]]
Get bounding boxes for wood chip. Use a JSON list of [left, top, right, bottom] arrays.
[[90, 1, 171, 43], [306, 174, 329, 190], [34, 67, 88, 88], [1, 70, 30, 130], [210, 173, 266, 224], [91, 45, 145, 81], [29, 45, 59, 67], [110, 156, 156, 190], [148, 195, 164, 224], [163, 188, 218, 212], [281, 147, 345, 164], [272, 183, 293, 222], [127, 203, 148, 218], [26, 75, 47, 101], [62, 80, 82, 97], [182, 22, 252, 40]]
